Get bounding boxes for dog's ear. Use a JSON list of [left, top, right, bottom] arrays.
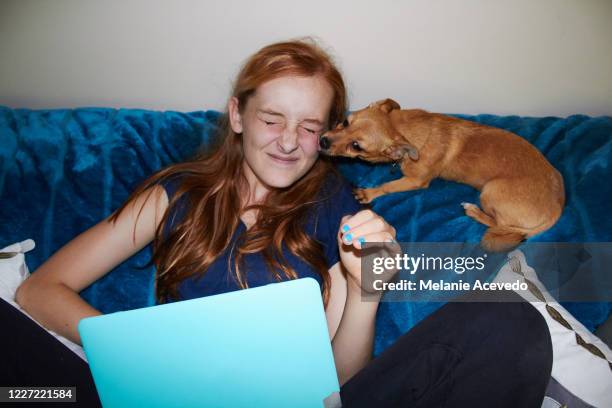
[[368, 98, 401, 114], [384, 143, 419, 161]]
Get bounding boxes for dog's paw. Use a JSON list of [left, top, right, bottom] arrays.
[[461, 202, 481, 217], [353, 188, 378, 204]]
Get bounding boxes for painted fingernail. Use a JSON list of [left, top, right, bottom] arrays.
[[345, 233, 353, 243], [358, 237, 366, 246], [342, 224, 350, 232]]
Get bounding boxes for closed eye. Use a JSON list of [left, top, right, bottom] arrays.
[[298, 125, 323, 136]]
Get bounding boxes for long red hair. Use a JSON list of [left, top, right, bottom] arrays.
[[109, 38, 348, 306]]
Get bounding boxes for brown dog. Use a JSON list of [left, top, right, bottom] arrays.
[[319, 99, 565, 252]]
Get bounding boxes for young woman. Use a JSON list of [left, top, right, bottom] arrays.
[[2, 39, 552, 407]]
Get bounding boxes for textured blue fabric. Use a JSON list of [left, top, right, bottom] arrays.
[[157, 172, 363, 301], [0, 107, 222, 313], [1, 106, 610, 356]]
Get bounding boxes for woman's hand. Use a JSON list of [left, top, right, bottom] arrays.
[[337, 209, 400, 295]]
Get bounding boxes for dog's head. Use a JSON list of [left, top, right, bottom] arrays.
[[319, 98, 419, 163]]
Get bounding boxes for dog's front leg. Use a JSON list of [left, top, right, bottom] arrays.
[[354, 176, 432, 204]]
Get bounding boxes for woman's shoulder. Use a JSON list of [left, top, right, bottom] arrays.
[[317, 171, 364, 216], [307, 171, 365, 239], [157, 171, 191, 200], [154, 171, 195, 239], [310, 171, 365, 267]]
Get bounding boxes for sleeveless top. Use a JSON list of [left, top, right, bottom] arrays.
[[157, 172, 364, 303]]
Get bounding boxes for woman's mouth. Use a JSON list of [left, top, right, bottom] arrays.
[[267, 153, 299, 166]]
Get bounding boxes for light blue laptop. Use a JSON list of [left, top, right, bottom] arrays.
[[78, 277, 340, 408]]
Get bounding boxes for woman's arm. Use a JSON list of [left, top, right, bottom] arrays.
[[325, 210, 397, 385], [324, 262, 346, 340], [326, 261, 381, 386], [15, 184, 169, 345]]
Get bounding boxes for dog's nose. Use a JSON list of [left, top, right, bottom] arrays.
[[319, 136, 331, 150]]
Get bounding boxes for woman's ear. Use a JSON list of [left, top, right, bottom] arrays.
[[228, 97, 243, 134]]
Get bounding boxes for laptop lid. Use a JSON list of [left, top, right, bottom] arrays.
[[78, 277, 339, 408]]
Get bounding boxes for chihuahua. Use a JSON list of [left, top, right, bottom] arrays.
[[319, 99, 565, 252]]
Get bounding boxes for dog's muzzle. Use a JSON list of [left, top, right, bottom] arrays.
[[319, 136, 331, 150]]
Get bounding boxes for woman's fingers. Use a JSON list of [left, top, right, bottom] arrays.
[[339, 210, 396, 248], [349, 231, 395, 249], [339, 209, 377, 232]]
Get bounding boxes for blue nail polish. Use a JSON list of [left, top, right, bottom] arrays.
[[358, 237, 366, 246], [342, 225, 350, 232], [345, 233, 353, 242]]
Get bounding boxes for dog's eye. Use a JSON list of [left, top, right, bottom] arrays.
[[351, 141, 363, 151], [342, 119, 349, 128]]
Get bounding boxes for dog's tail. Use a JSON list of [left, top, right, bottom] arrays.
[[481, 227, 526, 253]]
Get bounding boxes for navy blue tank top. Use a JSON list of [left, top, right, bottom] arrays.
[[158, 172, 363, 302]]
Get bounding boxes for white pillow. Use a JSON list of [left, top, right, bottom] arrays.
[[493, 249, 612, 408], [0, 239, 87, 361]]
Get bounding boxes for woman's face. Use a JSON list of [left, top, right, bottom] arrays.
[[228, 75, 334, 197]]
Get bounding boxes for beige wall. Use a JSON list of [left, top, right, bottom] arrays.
[[0, 0, 610, 116]]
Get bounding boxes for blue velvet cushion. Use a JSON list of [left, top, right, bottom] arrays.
[[1, 106, 610, 356]]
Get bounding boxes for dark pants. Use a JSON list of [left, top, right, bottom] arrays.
[[0, 297, 102, 407], [340, 290, 553, 407], [1, 290, 552, 407]]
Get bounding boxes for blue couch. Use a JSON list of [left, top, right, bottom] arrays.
[[1, 106, 610, 356]]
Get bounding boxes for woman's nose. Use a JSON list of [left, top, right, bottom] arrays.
[[278, 127, 299, 153]]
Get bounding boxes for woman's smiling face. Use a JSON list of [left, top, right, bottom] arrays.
[[228, 75, 334, 197]]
